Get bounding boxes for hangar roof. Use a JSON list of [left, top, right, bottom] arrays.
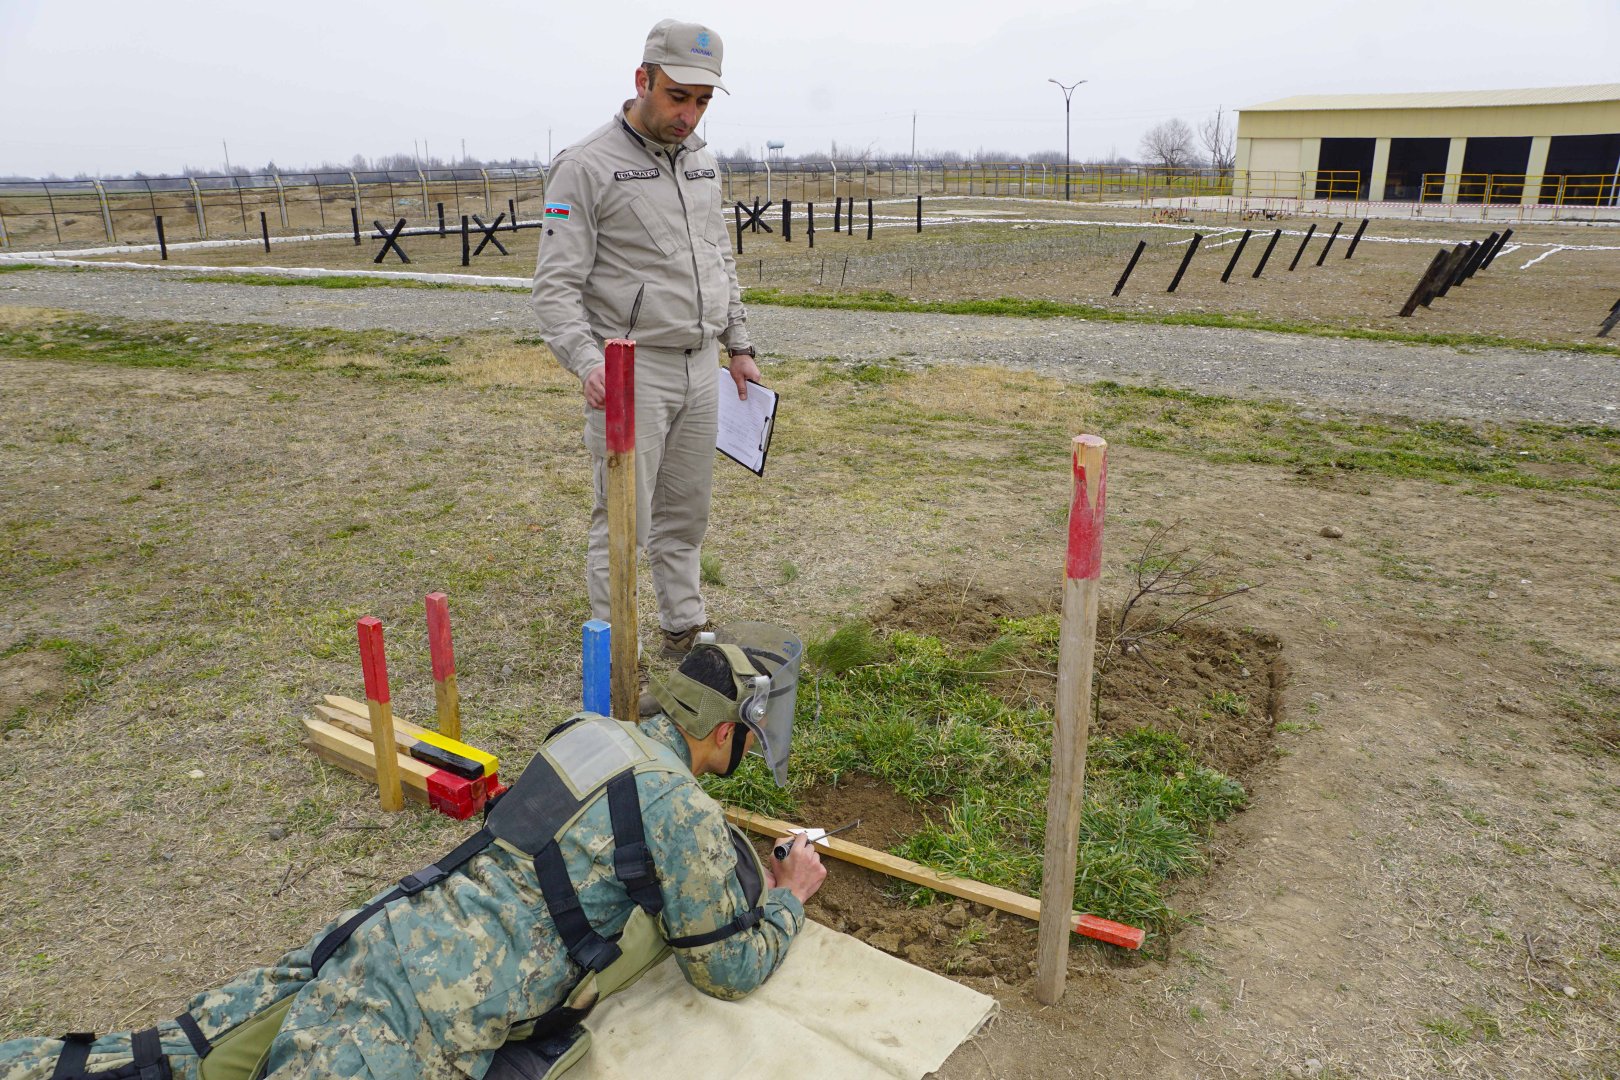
[[1243, 84, 1620, 112]]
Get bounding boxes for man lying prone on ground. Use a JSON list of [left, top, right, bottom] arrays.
[[0, 625, 824, 1080]]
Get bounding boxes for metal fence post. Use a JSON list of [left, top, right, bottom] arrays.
[[482, 169, 492, 215], [189, 177, 206, 238], [92, 179, 115, 241], [764, 160, 772, 204], [273, 173, 289, 227], [349, 171, 361, 218], [418, 169, 430, 222]]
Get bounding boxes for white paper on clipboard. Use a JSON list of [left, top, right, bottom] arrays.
[[715, 367, 778, 476]]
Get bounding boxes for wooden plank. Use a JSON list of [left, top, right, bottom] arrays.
[[722, 806, 1142, 950], [322, 695, 498, 778], [302, 716, 489, 820]]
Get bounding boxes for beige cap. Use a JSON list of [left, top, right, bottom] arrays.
[[643, 19, 727, 93]]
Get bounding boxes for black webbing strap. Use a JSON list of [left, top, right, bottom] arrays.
[[49, 1034, 94, 1080], [605, 773, 664, 916], [310, 827, 493, 974], [173, 1013, 210, 1058], [533, 841, 621, 973], [665, 905, 765, 950], [130, 1027, 168, 1080]]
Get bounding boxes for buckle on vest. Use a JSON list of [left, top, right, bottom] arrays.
[[399, 864, 446, 895], [613, 842, 653, 886]]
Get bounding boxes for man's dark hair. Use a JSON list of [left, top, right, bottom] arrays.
[[678, 645, 736, 699], [641, 62, 663, 90]]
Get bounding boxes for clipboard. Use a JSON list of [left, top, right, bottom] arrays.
[[715, 367, 779, 476]]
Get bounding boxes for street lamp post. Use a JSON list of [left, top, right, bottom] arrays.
[[1048, 78, 1087, 201]]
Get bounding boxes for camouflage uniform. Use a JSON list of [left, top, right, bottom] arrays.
[[0, 715, 804, 1080]]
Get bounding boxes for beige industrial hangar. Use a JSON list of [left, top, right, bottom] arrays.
[[1233, 84, 1620, 205]]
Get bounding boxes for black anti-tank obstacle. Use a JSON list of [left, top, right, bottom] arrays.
[[1112, 239, 1146, 296], [1315, 221, 1342, 266], [1398, 248, 1452, 317], [1480, 228, 1513, 270], [1287, 224, 1316, 271], [374, 218, 410, 264], [1252, 229, 1282, 278], [1167, 233, 1202, 293], [1221, 229, 1252, 283], [1344, 218, 1369, 260]]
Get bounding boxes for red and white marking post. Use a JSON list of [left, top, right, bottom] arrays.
[[604, 338, 638, 722], [424, 591, 461, 742], [356, 615, 405, 812], [1036, 434, 1110, 1003]]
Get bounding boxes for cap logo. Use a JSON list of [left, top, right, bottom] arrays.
[[696, 31, 710, 47]]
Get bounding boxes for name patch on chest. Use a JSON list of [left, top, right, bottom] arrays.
[[614, 168, 660, 181], [684, 168, 717, 180]]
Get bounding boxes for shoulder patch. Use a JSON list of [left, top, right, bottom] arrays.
[[543, 202, 571, 220], [684, 168, 717, 180], [614, 168, 661, 181]]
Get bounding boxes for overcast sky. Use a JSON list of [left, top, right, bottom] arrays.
[[2, 0, 1616, 177]]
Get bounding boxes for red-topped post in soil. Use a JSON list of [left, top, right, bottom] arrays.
[[357, 616, 405, 812], [605, 338, 638, 723], [425, 592, 461, 742], [1035, 434, 1108, 1004]]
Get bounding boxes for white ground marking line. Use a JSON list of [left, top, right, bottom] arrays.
[[1519, 246, 1566, 270]]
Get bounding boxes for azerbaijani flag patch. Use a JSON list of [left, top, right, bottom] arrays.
[[543, 202, 571, 220]]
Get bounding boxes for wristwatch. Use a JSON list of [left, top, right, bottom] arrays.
[[729, 346, 756, 359]]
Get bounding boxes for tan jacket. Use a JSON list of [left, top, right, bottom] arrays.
[[532, 109, 751, 381]]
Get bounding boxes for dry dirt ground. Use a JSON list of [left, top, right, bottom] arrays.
[[0, 290, 1617, 1077]]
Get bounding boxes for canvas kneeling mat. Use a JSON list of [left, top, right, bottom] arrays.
[[576, 919, 997, 1079]]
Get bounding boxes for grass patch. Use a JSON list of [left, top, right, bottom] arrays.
[[707, 622, 1247, 938], [742, 288, 1620, 357]]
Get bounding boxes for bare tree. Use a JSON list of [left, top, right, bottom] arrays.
[[1138, 118, 1197, 170], [1199, 109, 1236, 174]]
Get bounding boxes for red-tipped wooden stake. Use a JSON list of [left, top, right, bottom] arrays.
[[424, 592, 461, 742], [1035, 434, 1108, 1004], [357, 616, 405, 812], [604, 338, 638, 723]]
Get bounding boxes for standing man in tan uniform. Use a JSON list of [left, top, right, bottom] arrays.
[[532, 18, 760, 664]]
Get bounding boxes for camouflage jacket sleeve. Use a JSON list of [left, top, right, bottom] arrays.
[[640, 775, 803, 1000]]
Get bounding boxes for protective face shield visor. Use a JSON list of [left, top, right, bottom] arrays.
[[710, 622, 802, 787], [652, 622, 801, 786]]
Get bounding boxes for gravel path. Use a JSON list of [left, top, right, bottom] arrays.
[[4, 268, 1616, 427]]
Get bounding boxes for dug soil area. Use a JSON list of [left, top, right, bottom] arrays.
[[0, 295, 1616, 1079]]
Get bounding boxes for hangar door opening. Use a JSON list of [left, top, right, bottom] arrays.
[[1315, 138, 1374, 199], [1538, 133, 1620, 205], [1384, 137, 1449, 201], [1459, 136, 1532, 203]]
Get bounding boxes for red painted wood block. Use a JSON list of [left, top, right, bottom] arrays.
[[1072, 914, 1145, 950], [604, 338, 636, 455], [1064, 435, 1107, 582], [357, 616, 390, 704], [424, 768, 489, 820], [425, 592, 455, 682]]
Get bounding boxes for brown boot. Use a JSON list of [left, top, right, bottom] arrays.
[[659, 621, 714, 661]]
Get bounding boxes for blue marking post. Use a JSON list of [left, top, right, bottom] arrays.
[[582, 619, 611, 715]]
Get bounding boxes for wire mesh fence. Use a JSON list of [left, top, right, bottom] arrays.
[[0, 163, 1250, 251]]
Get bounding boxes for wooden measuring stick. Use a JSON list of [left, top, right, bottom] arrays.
[[604, 338, 638, 723], [724, 807, 1141, 949], [1036, 434, 1109, 1003], [356, 616, 405, 811], [319, 696, 497, 779], [424, 591, 461, 741]]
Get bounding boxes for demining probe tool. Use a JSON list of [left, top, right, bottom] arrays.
[[774, 819, 861, 861]]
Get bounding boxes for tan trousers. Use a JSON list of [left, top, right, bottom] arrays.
[[584, 342, 717, 634]]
